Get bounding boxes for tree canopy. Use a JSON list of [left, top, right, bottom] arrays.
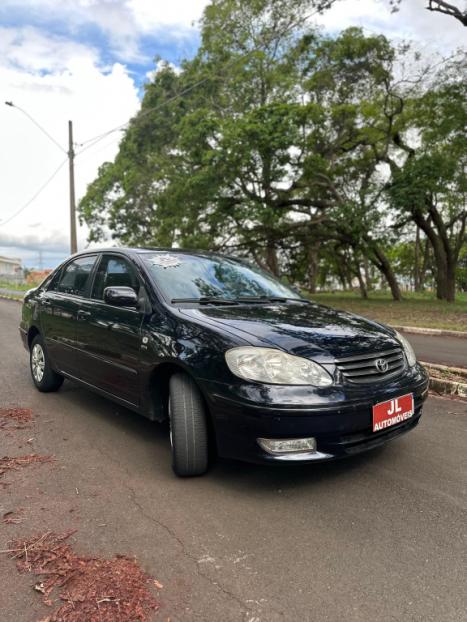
[[79, 0, 467, 301]]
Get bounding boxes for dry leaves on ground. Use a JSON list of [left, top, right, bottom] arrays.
[[0, 407, 33, 430], [6, 530, 159, 621], [0, 454, 55, 480]]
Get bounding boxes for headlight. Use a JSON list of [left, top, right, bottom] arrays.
[[225, 347, 333, 386], [395, 331, 417, 366]]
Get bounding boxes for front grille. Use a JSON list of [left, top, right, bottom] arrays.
[[335, 348, 406, 385]]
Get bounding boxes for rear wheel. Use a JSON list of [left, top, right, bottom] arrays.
[[169, 373, 209, 477], [30, 335, 64, 392]]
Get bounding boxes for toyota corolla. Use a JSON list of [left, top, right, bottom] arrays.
[[20, 248, 429, 476]]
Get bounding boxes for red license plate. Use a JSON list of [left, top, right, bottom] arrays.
[[372, 393, 414, 432]]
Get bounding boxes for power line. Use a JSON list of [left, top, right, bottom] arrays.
[[75, 1, 338, 157], [5, 102, 67, 154], [0, 158, 68, 227]]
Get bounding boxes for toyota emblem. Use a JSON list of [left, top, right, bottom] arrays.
[[375, 358, 389, 373]]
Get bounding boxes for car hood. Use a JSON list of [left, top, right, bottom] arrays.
[[179, 301, 400, 362]]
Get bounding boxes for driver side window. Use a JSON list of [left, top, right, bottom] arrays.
[[92, 255, 140, 301]]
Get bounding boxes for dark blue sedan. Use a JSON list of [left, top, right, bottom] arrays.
[[20, 248, 429, 476]]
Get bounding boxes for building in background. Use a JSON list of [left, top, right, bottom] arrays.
[[0, 255, 23, 284]]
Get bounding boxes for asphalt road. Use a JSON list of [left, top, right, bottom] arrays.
[[1, 298, 466, 622], [0, 287, 24, 297], [403, 332, 466, 369]]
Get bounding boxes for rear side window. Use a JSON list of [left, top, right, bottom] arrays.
[[92, 255, 140, 300], [54, 256, 97, 297]]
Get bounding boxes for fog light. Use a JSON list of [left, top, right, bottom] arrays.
[[257, 437, 317, 455]]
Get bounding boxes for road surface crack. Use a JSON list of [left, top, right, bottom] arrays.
[[92, 441, 252, 616]]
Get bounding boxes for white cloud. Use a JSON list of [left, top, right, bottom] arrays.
[[0, 25, 140, 266], [0, 25, 100, 72], [129, 0, 208, 30], [314, 0, 466, 53], [2, 0, 208, 61]]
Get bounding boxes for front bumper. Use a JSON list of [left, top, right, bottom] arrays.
[[199, 364, 429, 464]]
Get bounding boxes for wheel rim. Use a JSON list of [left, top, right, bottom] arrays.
[[31, 343, 45, 382]]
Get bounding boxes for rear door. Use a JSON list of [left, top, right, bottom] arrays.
[[74, 254, 146, 406], [38, 255, 98, 375]]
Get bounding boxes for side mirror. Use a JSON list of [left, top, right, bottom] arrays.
[[103, 286, 138, 307]]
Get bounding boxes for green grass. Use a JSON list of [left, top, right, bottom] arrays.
[[310, 290, 467, 332], [0, 280, 36, 292]]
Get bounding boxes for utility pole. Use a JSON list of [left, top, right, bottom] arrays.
[[68, 120, 78, 254], [4, 102, 78, 255]]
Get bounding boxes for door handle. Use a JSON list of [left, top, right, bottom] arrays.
[[41, 299, 52, 307], [77, 310, 91, 321]]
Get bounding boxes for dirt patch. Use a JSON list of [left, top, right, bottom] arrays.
[[0, 408, 33, 430], [0, 454, 55, 481], [4, 530, 159, 621]]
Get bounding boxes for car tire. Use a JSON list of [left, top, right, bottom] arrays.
[[169, 372, 209, 477], [30, 334, 64, 392]]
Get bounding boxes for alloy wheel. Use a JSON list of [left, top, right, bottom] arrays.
[[31, 343, 45, 382]]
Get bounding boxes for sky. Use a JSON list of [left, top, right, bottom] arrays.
[[0, 0, 465, 269]]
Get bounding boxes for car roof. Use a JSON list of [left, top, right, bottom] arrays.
[[65, 247, 232, 260]]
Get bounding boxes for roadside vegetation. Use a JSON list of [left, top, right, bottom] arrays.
[[0, 280, 33, 291], [312, 291, 467, 331]]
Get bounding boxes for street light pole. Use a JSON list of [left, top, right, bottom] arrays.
[[5, 102, 78, 254], [68, 120, 77, 254]]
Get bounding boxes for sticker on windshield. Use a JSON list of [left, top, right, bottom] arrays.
[[149, 254, 182, 269]]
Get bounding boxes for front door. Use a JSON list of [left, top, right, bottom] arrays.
[[74, 254, 145, 406]]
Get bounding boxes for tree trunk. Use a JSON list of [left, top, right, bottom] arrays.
[[368, 244, 402, 301], [265, 242, 279, 276], [306, 243, 320, 293], [353, 259, 368, 299], [420, 237, 430, 290], [422, 231, 448, 300], [413, 203, 463, 302], [334, 257, 348, 290], [445, 260, 457, 303], [414, 226, 421, 292], [363, 256, 372, 291]]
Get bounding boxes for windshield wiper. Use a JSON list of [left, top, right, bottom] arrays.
[[232, 296, 309, 304], [171, 296, 239, 306]]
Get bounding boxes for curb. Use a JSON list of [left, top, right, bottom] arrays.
[[421, 362, 467, 399], [393, 325, 467, 339], [0, 294, 22, 302]]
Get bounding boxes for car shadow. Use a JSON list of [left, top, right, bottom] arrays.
[[57, 380, 393, 492], [57, 380, 170, 441], [208, 446, 389, 494]]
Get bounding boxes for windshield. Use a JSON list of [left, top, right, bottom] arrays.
[[141, 252, 301, 302]]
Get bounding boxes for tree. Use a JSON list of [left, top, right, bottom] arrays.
[[79, 0, 464, 301], [382, 57, 467, 302], [390, 0, 467, 27]]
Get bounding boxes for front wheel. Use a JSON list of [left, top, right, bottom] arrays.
[[169, 373, 209, 477], [30, 335, 64, 392]]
